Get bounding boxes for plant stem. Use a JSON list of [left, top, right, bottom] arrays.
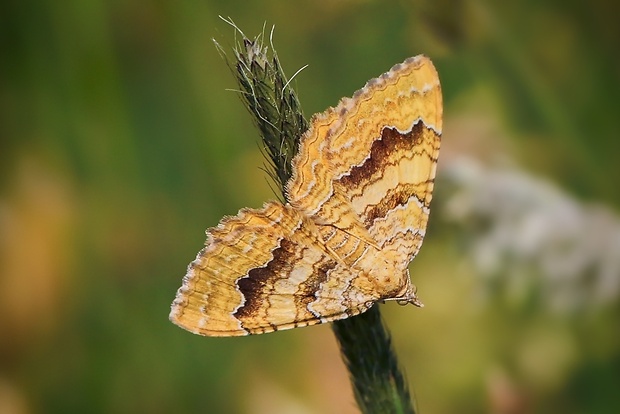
[[216, 18, 416, 414]]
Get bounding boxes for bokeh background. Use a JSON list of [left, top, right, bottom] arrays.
[[1, 1, 619, 413]]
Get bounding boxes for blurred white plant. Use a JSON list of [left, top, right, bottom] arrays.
[[440, 156, 620, 313]]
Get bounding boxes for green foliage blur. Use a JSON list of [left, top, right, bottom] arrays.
[[1, 1, 618, 413]]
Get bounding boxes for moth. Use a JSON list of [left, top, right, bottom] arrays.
[[170, 55, 442, 336]]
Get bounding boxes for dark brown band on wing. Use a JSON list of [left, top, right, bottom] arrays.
[[337, 121, 438, 224], [362, 180, 433, 227], [234, 238, 296, 320], [294, 258, 336, 316], [338, 123, 425, 191]]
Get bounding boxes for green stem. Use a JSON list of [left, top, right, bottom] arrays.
[[333, 308, 415, 414], [216, 18, 415, 414]]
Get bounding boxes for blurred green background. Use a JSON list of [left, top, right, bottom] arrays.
[[1, 1, 619, 413]]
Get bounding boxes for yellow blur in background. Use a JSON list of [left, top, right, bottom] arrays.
[[1, 1, 619, 413]]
